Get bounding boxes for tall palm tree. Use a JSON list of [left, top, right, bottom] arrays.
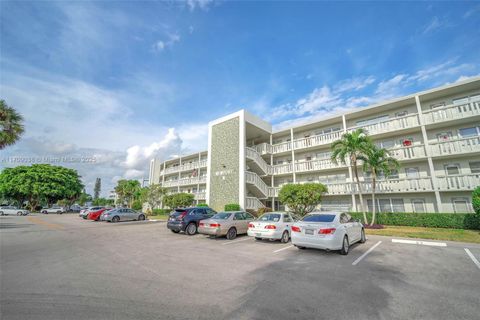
[[358, 146, 399, 226], [0, 100, 25, 150], [331, 128, 372, 224]]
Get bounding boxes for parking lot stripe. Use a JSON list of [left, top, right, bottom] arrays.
[[352, 241, 382, 266], [464, 248, 480, 270], [273, 245, 294, 253], [222, 238, 252, 245], [392, 239, 447, 247]]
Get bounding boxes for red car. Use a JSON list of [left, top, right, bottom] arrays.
[[87, 208, 111, 221]]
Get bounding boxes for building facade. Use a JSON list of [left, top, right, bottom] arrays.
[[149, 78, 480, 213]]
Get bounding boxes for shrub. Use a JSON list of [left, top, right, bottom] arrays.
[[472, 186, 480, 215], [197, 203, 209, 207], [224, 203, 241, 211], [257, 207, 272, 215], [131, 200, 142, 211], [152, 208, 171, 215], [349, 212, 480, 230], [278, 183, 328, 216]]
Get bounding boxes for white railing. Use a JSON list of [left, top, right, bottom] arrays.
[[273, 163, 293, 175], [246, 147, 272, 175], [295, 158, 342, 173], [254, 143, 273, 155], [163, 160, 208, 175], [268, 187, 279, 197], [436, 174, 480, 191], [245, 197, 265, 210], [245, 171, 269, 198], [293, 131, 343, 150], [194, 192, 206, 200], [272, 141, 292, 154], [423, 99, 480, 125], [388, 144, 427, 161], [162, 176, 207, 188], [350, 114, 420, 136], [429, 137, 480, 157]]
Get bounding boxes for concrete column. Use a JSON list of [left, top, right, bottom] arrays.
[[178, 157, 182, 193], [290, 128, 296, 183], [342, 114, 357, 211], [415, 95, 442, 212]]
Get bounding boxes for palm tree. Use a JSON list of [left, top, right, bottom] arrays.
[[331, 128, 372, 224], [0, 100, 25, 150], [358, 146, 399, 226]]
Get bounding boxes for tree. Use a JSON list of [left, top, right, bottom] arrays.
[[473, 186, 480, 215], [278, 183, 328, 216], [78, 191, 92, 206], [0, 100, 25, 150], [163, 193, 194, 209], [331, 128, 372, 224], [92, 197, 114, 206], [358, 146, 400, 225], [114, 179, 141, 208], [93, 178, 101, 200], [141, 184, 166, 209], [0, 164, 83, 210]]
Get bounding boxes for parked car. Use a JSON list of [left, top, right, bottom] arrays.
[[247, 212, 295, 243], [79, 206, 104, 219], [0, 206, 30, 216], [198, 211, 256, 240], [69, 204, 82, 213], [41, 206, 66, 214], [87, 207, 111, 221], [100, 208, 146, 222], [291, 212, 365, 255], [167, 207, 216, 235]]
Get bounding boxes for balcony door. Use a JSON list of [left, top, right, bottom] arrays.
[[406, 167, 420, 190]]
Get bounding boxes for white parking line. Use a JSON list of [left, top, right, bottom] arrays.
[[464, 248, 480, 270], [392, 239, 447, 247], [222, 238, 252, 245], [352, 241, 382, 266], [273, 245, 294, 253]]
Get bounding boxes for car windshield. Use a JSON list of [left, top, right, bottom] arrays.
[[302, 214, 336, 222], [212, 212, 232, 220], [258, 213, 281, 222]]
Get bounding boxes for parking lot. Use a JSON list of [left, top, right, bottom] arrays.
[[1, 214, 479, 320]]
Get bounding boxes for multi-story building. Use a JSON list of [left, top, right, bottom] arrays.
[[149, 77, 480, 213]]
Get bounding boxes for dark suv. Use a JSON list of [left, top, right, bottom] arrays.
[[167, 207, 216, 235]]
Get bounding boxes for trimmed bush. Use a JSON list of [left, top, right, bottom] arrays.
[[132, 200, 142, 211], [197, 203, 209, 207], [473, 186, 480, 215], [224, 203, 241, 211], [152, 208, 171, 215], [349, 212, 480, 230]]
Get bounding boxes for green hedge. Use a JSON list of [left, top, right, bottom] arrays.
[[196, 203, 209, 207], [224, 203, 241, 211], [350, 212, 480, 230], [473, 186, 480, 215], [152, 209, 171, 215]]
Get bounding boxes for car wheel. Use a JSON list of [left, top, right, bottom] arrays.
[[0, 211, 3, 216], [360, 229, 366, 243], [340, 236, 349, 255], [254, 237, 262, 241], [112, 216, 120, 223], [185, 223, 197, 235], [294, 245, 306, 250], [17, 211, 22, 216], [280, 231, 289, 243], [42, 211, 47, 214], [171, 229, 180, 233], [226, 227, 237, 240], [138, 214, 146, 221]]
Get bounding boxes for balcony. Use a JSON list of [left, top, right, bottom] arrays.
[[388, 144, 427, 161], [273, 163, 293, 175], [293, 131, 343, 150], [423, 98, 480, 125], [349, 114, 420, 136], [194, 192, 206, 200], [429, 137, 480, 157], [436, 174, 480, 191], [162, 176, 207, 188], [245, 197, 265, 210], [294, 158, 342, 173], [162, 160, 207, 175]]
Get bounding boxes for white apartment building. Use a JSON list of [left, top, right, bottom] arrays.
[[149, 77, 480, 213]]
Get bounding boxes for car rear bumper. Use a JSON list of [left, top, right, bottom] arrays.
[[100, 216, 112, 221], [291, 233, 343, 250], [247, 229, 284, 240], [167, 221, 185, 232], [198, 226, 223, 236]]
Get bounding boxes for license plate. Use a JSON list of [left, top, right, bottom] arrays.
[[255, 233, 262, 237], [305, 229, 314, 235]]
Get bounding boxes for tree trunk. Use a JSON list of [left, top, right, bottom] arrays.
[[352, 157, 368, 225], [371, 175, 376, 226]]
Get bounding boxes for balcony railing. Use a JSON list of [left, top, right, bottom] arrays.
[[388, 144, 427, 161], [423, 98, 480, 125], [294, 158, 342, 173], [293, 131, 343, 150], [162, 160, 208, 175], [436, 174, 480, 191], [349, 114, 420, 136], [162, 176, 207, 188], [273, 163, 293, 175], [429, 137, 480, 157], [272, 141, 292, 154], [194, 192, 206, 200], [254, 143, 273, 155], [245, 171, 269, 198], [245, 197, 265, 210]]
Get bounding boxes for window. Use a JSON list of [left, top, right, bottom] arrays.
[[453, 97, 469, 105], [244, 212, 255, 219], [356, 115, 389, 127], [469, 161, 480, 174], [405, 167, 420, 178], [452, 198, 470, 213], [430, 102, 445, 109], [437, 132, 452, 142], [412, 199, 426, 213], [445, 164, 460, 176], [459, 127, 478, 138], [395, 111, 408, 117], [379, 199, 391, 213], [339, 213, 349, 224], [283, 214, 293, 223], [392, 199, 405, 212], [259, 213, 281, 222], [302, 214, 335, 222]]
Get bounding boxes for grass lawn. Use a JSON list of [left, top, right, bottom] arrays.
[[148, 214, 169, 221], [366, 226, 480, 244]]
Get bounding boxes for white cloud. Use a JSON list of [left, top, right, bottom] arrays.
[[153, 32, 181, 52], [187, 0, 214, 11], [463, 5, 480, 19], [334, 76, 376, 93], [422, 16, 443, 34]]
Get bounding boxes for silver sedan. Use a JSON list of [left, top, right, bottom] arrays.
[[198, 211, 255, 240], [291, 211, 366, 255], [100, 208, 146, 222]]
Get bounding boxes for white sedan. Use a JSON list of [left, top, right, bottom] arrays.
[[291, 211, 365, 255], [0, 206, 30, 216], [247, 212, 295, 243]]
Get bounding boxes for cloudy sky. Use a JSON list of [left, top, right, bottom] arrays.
[[1, 1, 479, 196]]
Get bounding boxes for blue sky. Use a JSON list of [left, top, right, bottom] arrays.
[[1, 0, 479, 195]]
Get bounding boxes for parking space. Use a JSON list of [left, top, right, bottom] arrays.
[[1, 214, 479, 320]]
